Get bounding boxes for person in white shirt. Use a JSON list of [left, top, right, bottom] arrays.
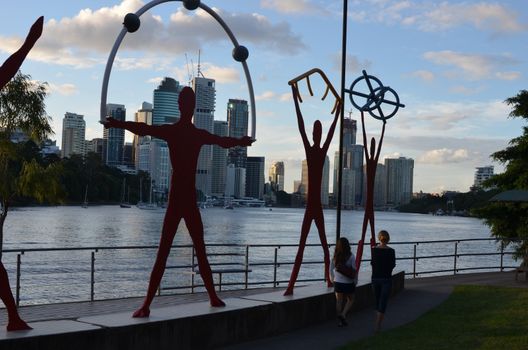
[[330, 237, 357, 327]]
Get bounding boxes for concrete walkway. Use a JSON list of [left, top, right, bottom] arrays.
[[222, 271, 527, 350]]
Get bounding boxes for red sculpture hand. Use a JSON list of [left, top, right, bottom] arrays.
[[240, 136, 255, 146]]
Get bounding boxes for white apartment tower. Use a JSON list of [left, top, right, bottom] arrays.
[[269, 161, 285, 191], [474, 166, 494, 189], [61, 112, 86, 158]]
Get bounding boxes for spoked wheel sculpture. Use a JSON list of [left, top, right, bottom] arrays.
[[345, 70, 404, 271]]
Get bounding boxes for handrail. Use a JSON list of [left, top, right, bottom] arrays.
[[1, 237, 521, 306]]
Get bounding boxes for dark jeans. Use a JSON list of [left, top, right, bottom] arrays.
[[372, 278, 392, 313]]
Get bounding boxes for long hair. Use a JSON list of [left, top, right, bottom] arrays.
[[333, 237, 351, 266]]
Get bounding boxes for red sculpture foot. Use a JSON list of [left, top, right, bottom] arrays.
[[283, 288, 293, 296], [132, 307, 150, 318], [6, 318, 32, 331], [210, 298, 225, 307]]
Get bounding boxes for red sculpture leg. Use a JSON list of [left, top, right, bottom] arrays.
[[185, 208, 225, 307], [133, 212, 179, 318], [0, 263, 31, 330], [314, 214, 332, 287], [284, 213, 312, 295]]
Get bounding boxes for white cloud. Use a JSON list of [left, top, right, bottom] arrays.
[[256, 91, 278, 101], [410, 70, 434, 82], [47, 83, 78, 96], [423, 50, 519, 81], [449, 85, 484, 96], [260, 0, 330, 15], [495, 71, 521, 81], [200, 64, 239, 84], [331, 53, 372, 73], [418, 148, 469, 164]]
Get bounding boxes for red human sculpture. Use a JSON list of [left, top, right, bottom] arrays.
[[284, 69, 342, 295], [355, 111, 386, 271], [0, 16, 43, 332], [104, 86, 254, 317]]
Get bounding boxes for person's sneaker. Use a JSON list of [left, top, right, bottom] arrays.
[[338, 315, 348, 327]]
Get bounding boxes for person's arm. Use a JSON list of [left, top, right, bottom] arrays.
[[322, 100, 341, 152], [104, 117, 166, 139], [292, 84, 310, 151], [0, 16, 44, 88]]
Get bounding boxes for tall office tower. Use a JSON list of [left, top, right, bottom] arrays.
[[225, 164, 246, 199], [86, 138, 104, 160], [362, 163, 387, 207], [123, 142, 134, 167], [103, 104, 125, 166], [293, 180, 302, 193], [193, 76, 216, 197], [269, 161, 285, 191], [301, 156, 330, 206], [246, 156, 265, 199], [61, 112, 86, 158], [333, 117, 363, 206], [473, 166, 494, 189], [133, 102, 153, 169], [385, 156, 414, 206], [227, 99, 249, 167], [152, 78, 181, 193], [211, 120, 228, 197]]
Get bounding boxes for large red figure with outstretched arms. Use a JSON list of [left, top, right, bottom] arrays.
[[104, 86, 253, 317], [0, 16, 43, 331]]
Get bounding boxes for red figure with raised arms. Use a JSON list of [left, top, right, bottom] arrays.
[[284, 78, 341, 296], [0, 16, 43, 331], [104, 86, 254, 317]]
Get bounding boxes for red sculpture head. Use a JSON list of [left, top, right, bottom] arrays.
[[178, 86, 196, 122], [312, 120, 322, 146]]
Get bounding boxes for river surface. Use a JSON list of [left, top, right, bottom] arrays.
[[1, 206, 515, 305]]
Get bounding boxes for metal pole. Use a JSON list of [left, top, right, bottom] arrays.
[[273, 248, 278, 287], [336, 0, 349, 242], [191, 247, 195, 294], [16, 253, 21, 306], [500, 241, 504, 272], [453, 242, 458, 275], [413, 244, 417, 278], [244, 245, 249, 289]]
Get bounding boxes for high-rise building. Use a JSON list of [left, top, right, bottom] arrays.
[[123, 142, 134, 167], [61, 112, 85, 158], [246, 156, 265, 199], [473, 166, 494, 189], [193, 76, 216, 197], [385, 156, 414, 206], [225, 164, 245, 199], [269, 161, 285, 192], [333, 116, 363, 206], [103, 104, 125, 166], [133, 102, 153, 169], [227, 99, 249, 168], [151, 78, 181, 193], [211, 120, 228, 197]]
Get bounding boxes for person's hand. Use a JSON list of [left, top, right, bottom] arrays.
[[240, 136, 255, 146]]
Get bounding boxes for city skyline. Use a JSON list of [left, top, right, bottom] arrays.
[[1, 0, 526, 193]]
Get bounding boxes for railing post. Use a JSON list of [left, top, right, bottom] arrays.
[[218, 272, 222, 291], [500, 241, 504, 272], [453, 242, 458, 275], [16, 253, 21, 307], [273, 247, 278, 287], [91, 251, 95, 301], [413, 244, 417, 278], [244, 245, 249, 289]]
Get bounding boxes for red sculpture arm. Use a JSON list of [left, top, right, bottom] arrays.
[[0, 17, 43, 88], [361, 111, 370, 160], [291, 84, 310, 151], [201, 130, 254, 148], [104, 118, 167, 139], [374, 120, 386, 163], [322, 100, 341, 153]]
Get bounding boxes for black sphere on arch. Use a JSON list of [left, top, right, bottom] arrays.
[[183, 0, 201, 11], [233, 45, 249, 62], [123, 13, 141, 33]]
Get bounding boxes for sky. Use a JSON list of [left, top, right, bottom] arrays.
[[0, 0, 526, 194]]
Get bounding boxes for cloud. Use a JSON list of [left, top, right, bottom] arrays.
[[256, 91, 278, 101], [331, 53, 372, 73], [418, 148, 469, 164], [199, 64, 239, 84], [449, 85, 484, 96], [423, 50, 519, 81], [410, 70, 434, 82], [495, 71, 521, 81], [47, 83, 78, 96], [349, 1, 526, 35], [0, 0, 306, 69], [260, 0, 330, 15]]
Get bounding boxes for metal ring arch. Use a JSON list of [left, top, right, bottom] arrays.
[[100, 0, 256, 139]]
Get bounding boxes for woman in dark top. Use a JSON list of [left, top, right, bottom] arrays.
[[371, 230, 396, 331]]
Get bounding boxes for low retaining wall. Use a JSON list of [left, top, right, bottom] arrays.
[[0, 271, 405, 350]]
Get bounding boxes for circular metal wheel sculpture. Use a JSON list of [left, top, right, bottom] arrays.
[[100, 0, 256, 139], [346, 70, 405, 121]]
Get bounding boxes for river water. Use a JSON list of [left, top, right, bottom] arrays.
[[1, 206, 516, 305]]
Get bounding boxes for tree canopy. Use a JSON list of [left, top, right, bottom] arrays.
[[473, 90, 528, 262]]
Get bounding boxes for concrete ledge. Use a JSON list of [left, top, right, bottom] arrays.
[[0, 272, 404, 350]]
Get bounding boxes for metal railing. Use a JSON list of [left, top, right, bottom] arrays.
[[1, 237, 520, 306]]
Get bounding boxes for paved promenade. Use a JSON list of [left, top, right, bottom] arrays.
[[1, 271, 525, 349], [223, 271, 527, 349]]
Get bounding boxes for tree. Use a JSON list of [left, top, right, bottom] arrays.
[[0, 72, 63, 258], [473, 90, 528, 262]]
